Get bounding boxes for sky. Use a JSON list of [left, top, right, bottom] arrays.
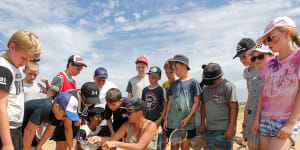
[[1, 0, 300, 101]]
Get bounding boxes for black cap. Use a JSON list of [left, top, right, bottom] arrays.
[[202, 63, 223, 85], [68, 55, 87, 67], [233, 38, 256, 59], [88, 107, 105, 116], [147, 66, 162, 77], [170, 54, 190, 70], [81, 82, 100, 104], [121, 98, 146, 111]]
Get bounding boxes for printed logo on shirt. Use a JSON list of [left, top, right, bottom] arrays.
[[0, 77, 7, 85], [145, 92, 158, 111]]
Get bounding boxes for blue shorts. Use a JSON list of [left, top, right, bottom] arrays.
[[205, 135, 233, 150], [259, 119, 300, 145]]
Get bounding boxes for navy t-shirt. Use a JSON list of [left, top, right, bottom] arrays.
[[103, 100, 129, 130], [22, 98, 60, 129]]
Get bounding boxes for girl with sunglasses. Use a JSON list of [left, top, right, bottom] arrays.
[[252, 16, 300, 150], [244, 45, 273, 150]]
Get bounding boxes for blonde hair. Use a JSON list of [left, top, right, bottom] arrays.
[[25, 61, 39, 70], [8, 30, 41, 60], [277, 27, 300, 47], [163, 58, 173, 71]]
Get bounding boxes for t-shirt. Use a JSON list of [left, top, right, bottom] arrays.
[[49, 72, 75, 93], [202, 79, 238, 130], [142, 85, 167, 121], [80, 125, 102, 137], [24, 82, 42, 102], [0, 57, 24, 129], [22, 98, 60, 129], [167, 78, 201, 130], [243, 67, 260, 90], [103, 100, 128, 130], [126, 75, 149, 100], [260, 49, 300, 120]]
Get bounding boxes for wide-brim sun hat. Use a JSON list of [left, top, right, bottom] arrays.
[[257, 16, 296, 45]]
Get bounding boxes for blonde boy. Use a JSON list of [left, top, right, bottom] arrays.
[[0, 30, 41, 150]]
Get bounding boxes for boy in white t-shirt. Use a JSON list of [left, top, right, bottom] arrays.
[[23, 61, 49, 101]]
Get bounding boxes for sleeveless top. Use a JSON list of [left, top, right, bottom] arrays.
[[58, 72, 76, 92], [127, 120, 157, 150]]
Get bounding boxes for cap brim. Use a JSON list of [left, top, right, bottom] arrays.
[[146, 72, 161, 77], [66, 111, 80, 121], [202, 79, 218, 85], [74, 62, 87, 67], [169, 60, 190, 70], [95, 74, 108, 78], [247, 48, 271, 56], [85, 97, 100, 104], [233, 51, 247, 59], [257, 26, 277, 45]]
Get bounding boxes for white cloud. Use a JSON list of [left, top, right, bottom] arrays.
[[133, 13, 141, 20], [142, 10, 149, 16], [114, 16, 128, 23]]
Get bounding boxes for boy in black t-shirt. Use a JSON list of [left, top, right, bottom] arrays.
[[22, 92, 80, 150], [103, 88, 128, 137], [142, 66, 167, 126]]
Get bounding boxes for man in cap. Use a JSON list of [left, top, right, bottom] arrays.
[[199, 63, 238, 150], [22, 92, 79, 150]]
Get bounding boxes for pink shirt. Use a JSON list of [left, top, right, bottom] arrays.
[[260, 49, 300, 120]]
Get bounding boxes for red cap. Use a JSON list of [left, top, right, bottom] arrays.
[[135, 56, 148, 65]]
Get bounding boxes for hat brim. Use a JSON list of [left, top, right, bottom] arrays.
[[74, 62, 87, 67], [66, 111, 80, 121], [233, 51, 247, 59], [85, 97, 100, 104], [95, 74, 108, 78], [246, 48, 272, 56], [169, 60, 190, 70], [146, 72, 161, 77], [202, 79, 218, 85]]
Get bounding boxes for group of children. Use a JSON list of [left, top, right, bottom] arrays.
[[1, 16, 300, 150]]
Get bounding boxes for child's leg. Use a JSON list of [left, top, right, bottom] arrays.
[[247, 139, 260, 150], [170, 143, 180, 150], [181, 138, 191, 150], [260, 136, 271, 150], [268, 137, 292, 150]]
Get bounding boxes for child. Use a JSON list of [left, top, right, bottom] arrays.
[[0, 30, 41, 150], [142, 66, 167, 126], [199, 63, 238, 150], [23, 61, 49, 102], [22, 92, 80, 150], [47, 54, 86, 97], [252, 16, 300, 150], [164, 54, 201, 150], [243, 45, 273, 149], [103, 88, 129, 137], [126, 56, 149, 100]]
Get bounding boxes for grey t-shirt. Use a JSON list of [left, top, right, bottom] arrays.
[[167, 78, 201, 130], [126, 75, 149, 100], [49, 72, 74, 93], [243, 67, 260, 90], [202, 79, 238, 130]]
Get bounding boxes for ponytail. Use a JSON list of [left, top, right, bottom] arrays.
[[278, 27, 300, 48]]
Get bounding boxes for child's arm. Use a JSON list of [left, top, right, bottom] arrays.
[[64, 118, 74, 150], [181, 95, 200, 127], [36, 125, 56, 150], [107, 118, 115, 136], [163, 96, 172, 129], [277, 80, 300, 139], [0, 90, 14, 150], [155, 88, 167, 126], [23, 121, 39, 150], [242, 83, 251, 137], [225, 102, 238, 138], [126, 81, 133, 99], [40, 76, 49, 94], [199, 102, 206, 133], [252, 95, 262, 136]]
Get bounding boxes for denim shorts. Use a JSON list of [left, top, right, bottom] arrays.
[[205, 135, 233, 150], [259, 119, 300, 145]]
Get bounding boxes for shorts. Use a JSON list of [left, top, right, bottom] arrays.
[[205, 135, 233, 150], [0, 128, 23, 150], [98, 126, 111, 137], [52, 121, 80, 141], [166, 128, 196, 139], [245, 111, 260, 144], [259, 119, 300, 145]]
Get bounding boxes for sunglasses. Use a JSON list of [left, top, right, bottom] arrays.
[[126, 111, 136, 116], [264, 32, 281, 44], [251, 54, 265, 62]]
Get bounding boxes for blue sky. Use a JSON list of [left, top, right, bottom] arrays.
[[1, 0, 300, 101]]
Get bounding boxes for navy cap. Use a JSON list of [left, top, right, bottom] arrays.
[[94, 67, 108, 78], [147, 66, 161, 77], [170, 54, 190, 70]]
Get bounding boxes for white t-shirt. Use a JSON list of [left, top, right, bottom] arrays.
[[80, 125, 102, 137], [95, 80, 118, 126], [24, 82, 42, 102], [0, 57, 24, 129]]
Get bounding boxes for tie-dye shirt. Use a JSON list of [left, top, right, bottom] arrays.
[[260, 49, 300, 120]]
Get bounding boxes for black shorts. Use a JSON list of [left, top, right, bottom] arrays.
[[166, 128, 196, 139], [98, 126, 110, 137], [52, 121, 80, 141], [0, 128, 23, 150]]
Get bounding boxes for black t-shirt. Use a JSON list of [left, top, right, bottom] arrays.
[[103, 100, 128, 130], [0, 66, 13, 92], [142, 85, 167, 121], [22, 98, 60, 129]]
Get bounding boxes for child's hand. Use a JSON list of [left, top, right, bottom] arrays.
[[276, 122, 295, 139], [40, 77, 48, 83], [199, 124, 205, 133], [88, 136, 101, 144], [251, 120, 259, 136], [225, 127, 235, 138], [180, 118, 189, 127], [102, 141, 117, 149], [163, 119, 168, 130]]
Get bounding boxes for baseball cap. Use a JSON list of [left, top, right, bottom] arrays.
[[202, 63, 223, 85], [56, 92, 80, 121], [247, 45, 272, 56], [121, 98, 146, 111], [88, 107, 105, 116], [81, 82, 100, 104], [170, 54, 190, 70], [233, 38, 256, 59], [68, 55, 87, 67], [147, 66, 161, 77], [135, 56, 148, 65], [257, 16, 296, 45], [94, 67, 108, 78], [0, 40, 8, 51]]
